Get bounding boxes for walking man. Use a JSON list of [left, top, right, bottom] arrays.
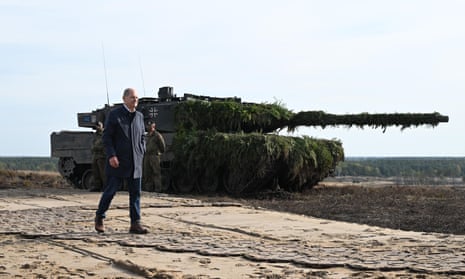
[[94, 88, 148, 234]]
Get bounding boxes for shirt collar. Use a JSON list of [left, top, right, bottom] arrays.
[[123, 104, 136, 113]]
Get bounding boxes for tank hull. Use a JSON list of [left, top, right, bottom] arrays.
[[50, 131, 94, 189]]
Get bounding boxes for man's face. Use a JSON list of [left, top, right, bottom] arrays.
[[123, 89, 139, 111]]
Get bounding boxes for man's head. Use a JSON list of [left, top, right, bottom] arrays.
[[146, 122, 156, 133], [96, 121, 104, 133], [122, 88, 139, 111]]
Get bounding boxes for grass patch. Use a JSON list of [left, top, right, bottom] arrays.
[[0, 169, 70, 189]]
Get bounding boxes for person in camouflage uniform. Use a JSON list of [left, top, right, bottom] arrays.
[[143, 122, 166, 192], [90, 122, 106, 192]]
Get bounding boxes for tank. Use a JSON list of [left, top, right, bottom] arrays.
[[50, 86, 449, 195]]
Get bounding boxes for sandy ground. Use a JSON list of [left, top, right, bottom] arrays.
[[1, 187, 465, 278]]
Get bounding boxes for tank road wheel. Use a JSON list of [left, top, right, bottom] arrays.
[[160, 173, 171, 192], [172, 176, 194, 193], [81, 169, 94, 190], [302, 176, 320, 191], [58, 157, 81, 188], [223, 172, 252, 196], [197, 176, 219, 194], [159, 167, 171, 192], [58, 157, 75, 178], [196, 168, 221, 194]]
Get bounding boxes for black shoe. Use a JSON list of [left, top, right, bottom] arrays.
[[95, 216, 104, 233], [129, 223, 148, 234]]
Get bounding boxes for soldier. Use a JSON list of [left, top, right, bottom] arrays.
[[143, 122, 166, 192], [90, 122, 106, 192]]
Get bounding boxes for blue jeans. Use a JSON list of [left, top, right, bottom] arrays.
[[96, 176, 142, 224]]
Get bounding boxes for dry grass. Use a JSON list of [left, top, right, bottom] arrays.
[[2, 170, 465, 235], [0, 169, 70, 189]]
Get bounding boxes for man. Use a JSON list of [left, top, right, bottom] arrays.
[[94, 88, 148, 234], [90, 122, 106, 192], [143, 122, 166, 192]]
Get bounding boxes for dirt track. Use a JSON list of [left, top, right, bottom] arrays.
[[1, 186, 465, 278]]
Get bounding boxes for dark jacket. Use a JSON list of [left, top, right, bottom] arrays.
[[103, 105, 146, 178]]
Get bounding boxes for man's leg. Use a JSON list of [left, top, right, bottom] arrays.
[[96, 176, 121, 219], [94, 176, 121, 232], [127, 177, 148, 234], [147, 156, 161, 192], [152, 157, 162, 192], [97, 159, 107, 191], [142, 157, 152, 191], [127, 177, 142, 223]]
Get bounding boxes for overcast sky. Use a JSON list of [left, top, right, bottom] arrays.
[[1, 1, 464, 157]]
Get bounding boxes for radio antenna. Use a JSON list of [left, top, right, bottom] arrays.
[[138, 54, 146, 96], [101, 43, 110, 105]]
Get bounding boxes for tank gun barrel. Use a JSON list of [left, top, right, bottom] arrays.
[[175, 100, 449, 133], [288, 111, 449, 131]]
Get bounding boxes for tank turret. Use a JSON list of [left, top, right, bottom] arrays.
[[50, 86, 448, 195]]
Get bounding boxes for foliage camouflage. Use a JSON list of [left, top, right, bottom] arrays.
[[169, 99, 447, 194], [171, 131, 344, 195], [174, 100, 292, 133], [175, 100, 448, 133]]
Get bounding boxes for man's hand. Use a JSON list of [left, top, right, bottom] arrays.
[[109, 156, 119, 168]]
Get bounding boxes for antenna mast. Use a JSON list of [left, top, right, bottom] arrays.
[[101, 43, 110, 105], [138, 54, 146, 96]]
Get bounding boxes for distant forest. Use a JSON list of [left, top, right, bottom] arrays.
[[0, 157, 58, 172], [1, 157, 465, 179], [336, 157, 465, 179]]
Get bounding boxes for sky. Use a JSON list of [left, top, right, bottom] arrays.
[[1, 0, 464, 157]]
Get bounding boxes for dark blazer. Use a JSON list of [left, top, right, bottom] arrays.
[[103, 105, 146, 178]]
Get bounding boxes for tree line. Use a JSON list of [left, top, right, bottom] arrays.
[[0, 157, 58, 172], [335, 157, 465, 178], [2, 156, 465, 179]]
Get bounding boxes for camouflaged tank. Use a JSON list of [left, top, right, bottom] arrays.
[[50, 86, 449, 195]]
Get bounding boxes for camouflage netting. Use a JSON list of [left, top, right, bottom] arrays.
[[175, 100, 449, 133], [168, 99, 446, 195], [288, 111, 449, 131], [170, 131, 343, 195], [174, 100, 292, 133]]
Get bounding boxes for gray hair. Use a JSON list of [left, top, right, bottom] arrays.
[[123, 88, 136, 98]]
